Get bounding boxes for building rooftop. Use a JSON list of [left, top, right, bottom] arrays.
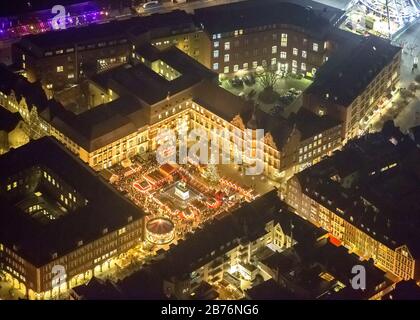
[[0, 107, 22, 132], [259, 238, 389, 300], [194, 0, 335, 37], [71, 277, 123, 300], [289, 108, 341, 141], [16, 10, 196, 57], [75, 190, 286, 299], [0, 137, 144, 267], [95, 44, 216, 105], [0, 64, 49, 112], [37, 44, 216, 152], [383, 280, 420, 300], [306, 35, 401, 106], [246, 279, 296, 300], [295, 123, 420, 257], [156, 189, 283, 279], [192, 80, 252, 121]]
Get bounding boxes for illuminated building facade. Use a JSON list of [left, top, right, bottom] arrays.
[[12, 10, 210, 92], [194, 0, 334, 77], [1, 47, 342, 181], [286, 123, 420, 280], [252, 236, 394, 300], [0, 137, 144, 299], [303, 34, 401, 141], [70, 190, 296, 300], [0, 107, 29, 154], [160, 191, 288, 299], [2, 0, 401, 180]]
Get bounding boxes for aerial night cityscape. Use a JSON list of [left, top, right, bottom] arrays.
[[0, 0, 419, 308]]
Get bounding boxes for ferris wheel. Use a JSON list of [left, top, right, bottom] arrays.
[[357, 0, 420, 22]]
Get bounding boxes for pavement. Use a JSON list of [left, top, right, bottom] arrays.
[[218, 164, 279, 196]]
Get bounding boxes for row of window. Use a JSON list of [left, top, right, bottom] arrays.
[[213, 48, 308, 60], [213, 36, 320, 52], [213, 59, 309, 73]]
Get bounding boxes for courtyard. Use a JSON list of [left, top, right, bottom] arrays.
[[220, 70, 312, 117]]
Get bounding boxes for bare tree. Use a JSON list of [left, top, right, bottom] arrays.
[[256, 68, 280, 91]]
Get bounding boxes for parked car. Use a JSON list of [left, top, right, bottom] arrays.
[[143, 1, 160, 10]]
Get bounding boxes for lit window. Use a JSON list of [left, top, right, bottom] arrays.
[[293, 48, 298, 56], [252, 61, 258, 69], [213, 50, 219, 58], [56, 66, 64, 72], [302, 50, 307, 58], [224, 66, 229, 74], [224, 42, 230, 50], [243, 62, 248, 70], [224, 54, 230, 62], [313, 42, 319, 52], [233, 64, 239, 72], [292, 60, 297, 67], [272, 45, 277, 54], [213, 63, 219, 70], [301, 63, 306, 71], [280, 52, 287, 59], [281, 33, 287, 47], [271, 58, 277, 65], [214, 41, 219, 48], [68, 73, 75, 79]]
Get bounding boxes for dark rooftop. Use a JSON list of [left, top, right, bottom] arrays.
[[94, 44, 216, 105], [306, 35, 401, 106], [246, 279, 296, 300], [194, 0, 335, 37], [259, 238, 389, 300], [0, 137, 144, 266], [383, 280, 420, 300], [37, 45, 216, 152], [0, 107, 22, 132], [296, 123, 420, 257], [157, 189, 283, 279], [0, 64, 49, 112], [17, 10, 196, 56], [71, 277, 123, 300], [289, 108, 341, 141]]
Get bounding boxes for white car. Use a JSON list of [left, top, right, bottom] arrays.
[[143, 1, 160, 10]]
